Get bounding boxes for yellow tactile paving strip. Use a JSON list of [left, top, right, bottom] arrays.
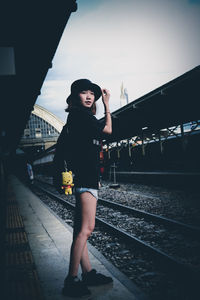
[[6, 231, 28, 247], [6, 205, 24, 230], [6, 269, 44, 300], [6, 250, 34, 266], [5, 187, 44, 300]]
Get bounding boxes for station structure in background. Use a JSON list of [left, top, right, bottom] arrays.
[[101, 66, 200, 173], [19, 104, 64, 156], [0, 0, 77, 159], [31, 66, 200, 187]]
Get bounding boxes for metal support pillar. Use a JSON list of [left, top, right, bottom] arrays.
[[117, 141, 120, 159], [128, 139, 131, 157], [159, 132, 164, 154], [180, 124, 187, 152], [107, 144, 110, 160], [109, 162, 120, 188], [142, 132, 145, 156]]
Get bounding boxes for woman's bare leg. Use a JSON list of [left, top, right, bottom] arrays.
[[68, 192, 97, 277], [73, 196, 94, 273], [80, 243, 92, 273]]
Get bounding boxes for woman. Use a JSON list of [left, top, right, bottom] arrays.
[[62, 79, 113, 297]]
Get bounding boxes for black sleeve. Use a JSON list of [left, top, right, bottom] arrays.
[[52, 125, 67, 191], [82, 112, 106, 140]]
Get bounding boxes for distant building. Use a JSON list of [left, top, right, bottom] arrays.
[[120, 82, 129, 107], [124, 88, 129, 104], [19, 104, 64, 156]]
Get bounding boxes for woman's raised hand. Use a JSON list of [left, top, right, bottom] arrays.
[[102, 88, 112, 134], [101, 89, 110, 107]]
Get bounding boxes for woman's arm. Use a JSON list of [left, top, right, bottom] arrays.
[[102, 89, 112, 135]]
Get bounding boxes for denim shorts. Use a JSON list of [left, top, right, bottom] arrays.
[[75, 187, 98, 200]]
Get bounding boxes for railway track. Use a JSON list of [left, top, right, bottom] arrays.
[[35, 178, 200, 236], [34, 179, 200, 280], [98, 197, 200, 236]]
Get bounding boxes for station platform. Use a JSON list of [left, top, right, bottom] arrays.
[[4, 175, 147, 300]]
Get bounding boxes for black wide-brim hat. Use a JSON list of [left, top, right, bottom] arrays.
[[66, 79, 102, 104]]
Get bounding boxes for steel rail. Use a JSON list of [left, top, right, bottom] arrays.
[[35, 178, 200, 236], [98, 197, 200, 236], [34, 182, 199, 278]]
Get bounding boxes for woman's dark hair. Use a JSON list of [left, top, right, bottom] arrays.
[[65, 94, 96, 115]]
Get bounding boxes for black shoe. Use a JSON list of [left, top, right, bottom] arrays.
[[82, 269, 113, 286], [62, 275, 91, 298]]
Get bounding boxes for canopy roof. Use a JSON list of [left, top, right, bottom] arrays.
[[103, 66, 200, 142], [0, 1, 77, 153]]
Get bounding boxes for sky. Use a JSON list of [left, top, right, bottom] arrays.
[[36, 0, 200, 122]]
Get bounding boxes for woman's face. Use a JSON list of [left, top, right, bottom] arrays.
[[79, 90, 95, 108]]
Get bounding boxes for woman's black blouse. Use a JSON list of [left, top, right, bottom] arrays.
[[65, 107, 105, 189]]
